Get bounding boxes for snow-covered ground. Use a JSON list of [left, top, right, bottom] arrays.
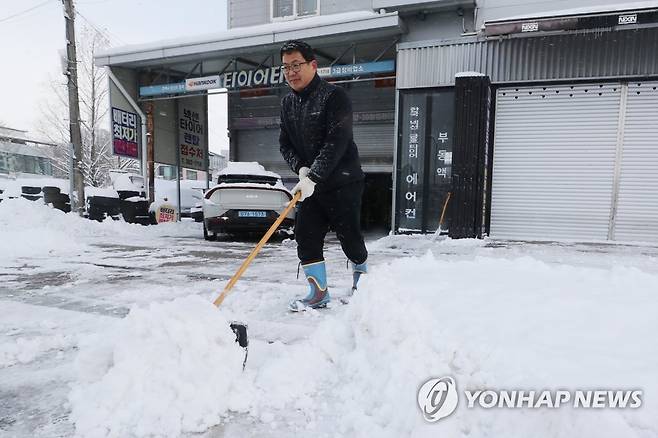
[[1, 198, 657, 437]]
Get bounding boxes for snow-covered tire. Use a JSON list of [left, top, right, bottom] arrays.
[[203, 223, 217, 241], [21, 186, 41, 195]]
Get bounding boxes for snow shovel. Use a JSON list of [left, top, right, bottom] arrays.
[[213, 192, 301, 358], [431, 191, 452, 243]]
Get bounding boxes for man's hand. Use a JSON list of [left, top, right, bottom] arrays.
[[298, 166, 310, 180], [292, 176, 316, 202]]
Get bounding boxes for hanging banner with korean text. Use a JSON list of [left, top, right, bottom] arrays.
[[177, 98, 207, 171], [111, 107, 140, 159], [397, 92, 427, 232], [426, 90, 455, 232]]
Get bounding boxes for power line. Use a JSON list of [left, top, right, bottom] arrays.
[[75, 10, 126, 45], [0, 0, 54, 24]]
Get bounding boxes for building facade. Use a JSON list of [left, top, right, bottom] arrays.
[[96, 0, 658, 241], [0, 126, 54, 177]]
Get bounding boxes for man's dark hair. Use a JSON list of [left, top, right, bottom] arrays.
[[280, 40, 316, 61]]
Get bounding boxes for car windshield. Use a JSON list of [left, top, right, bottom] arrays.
[[217, 174, 278, 185]]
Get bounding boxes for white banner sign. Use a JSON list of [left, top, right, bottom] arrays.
[[185, 75, 221, 91], [178, 100, 206, 171]]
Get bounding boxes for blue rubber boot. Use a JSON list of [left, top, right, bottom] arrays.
[[289, 261, 331, 311], [351, 260, 368, 294]]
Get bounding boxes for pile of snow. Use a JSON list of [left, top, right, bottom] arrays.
[[214, 181, 288, 191], [68, 251, 658, 437], [85, 187, 119, 199], [0, 198, 90, 259], [0, 176, 70, 198], [151, 178, 205, 212], [0, 197, 199, 262], [69, 296, 247, 437], [219, 161, 281, 179], [110, 172, 144, 193]]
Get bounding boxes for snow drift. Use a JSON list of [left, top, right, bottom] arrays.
[[68, 251, 658, 437]]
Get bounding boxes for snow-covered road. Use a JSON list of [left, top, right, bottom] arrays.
[[1, 198, 657, 437]]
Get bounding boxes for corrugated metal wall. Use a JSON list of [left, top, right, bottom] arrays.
[[614, 81, 658, 242], [397, 28, 658, 88], [491, 83, 620, 241]]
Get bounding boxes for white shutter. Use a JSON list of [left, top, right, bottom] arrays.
[[354, 123, 394, 172], [235, 128, 294, 178], [614, 81, 658, 242], [491, 83, 621, 241]]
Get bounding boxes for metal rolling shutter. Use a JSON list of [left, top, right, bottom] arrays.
[[491, 83, 621, 241], [614, 81, 658, 242], [234, 128, 294, 178], [236, 123, 394, 176], [350, 83, 395, 173], [354, 123, 394, 172]]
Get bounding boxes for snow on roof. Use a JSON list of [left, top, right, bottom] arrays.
[[455, 71, 485, 77], [0, 141, 51, 158], [218, 162, 281, 179], [96, 10, 399, 62], [213, 181, 289, 192], [85, 187, 119, 199], [0, 126, 29, 142], [0, 177, 70, 197], [487, 1, 658, 22]]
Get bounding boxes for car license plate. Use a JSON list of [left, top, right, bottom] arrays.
[[238, 211, 267, 218]]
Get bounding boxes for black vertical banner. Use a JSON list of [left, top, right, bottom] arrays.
[[425, 90, 455, 232], [397, 92, 427, 232]]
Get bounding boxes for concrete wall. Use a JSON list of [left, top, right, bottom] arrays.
[[400, 8, 475, 42], [475, 0, 641, 28], [228, 0, 268, 28], [228, 0, 375, 28]]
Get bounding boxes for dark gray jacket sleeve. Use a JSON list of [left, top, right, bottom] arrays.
[[279, 104, 304, 174], [308, 88, 353, 183]]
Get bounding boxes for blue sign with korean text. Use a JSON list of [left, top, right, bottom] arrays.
[[323, 60, 395, 78], [140, 82, 185, 97], [139, 60, 396, 97]]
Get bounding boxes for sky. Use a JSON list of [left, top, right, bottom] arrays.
[[0, 0, 229, 154]]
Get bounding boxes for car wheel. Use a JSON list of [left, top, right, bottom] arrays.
[[203, 223, 216, 241]]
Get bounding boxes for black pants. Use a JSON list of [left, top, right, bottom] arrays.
[[295, 180, 368, 265]]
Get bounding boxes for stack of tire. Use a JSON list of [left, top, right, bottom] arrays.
[[42, 186, 71, 213], [21, 185, 42, 201], [117, 190, 153, 225], [86, 195, 121, 222]]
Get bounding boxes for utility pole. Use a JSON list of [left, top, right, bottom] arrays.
[[146, 102, 155, 202], [62, 0, 85, 216]]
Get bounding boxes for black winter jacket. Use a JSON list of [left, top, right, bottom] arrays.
[[279, 74, 364, 192]]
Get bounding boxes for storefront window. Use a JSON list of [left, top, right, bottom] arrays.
[[0, 153, 8, 173], [297, 0, 317, 16], [157, 165, 177, 180], [272, 0, 317, 19], [395, 88, 454, 233], [0, 153, 52, 175]]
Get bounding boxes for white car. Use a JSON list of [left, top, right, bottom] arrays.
[[202, 162, 294, 239]]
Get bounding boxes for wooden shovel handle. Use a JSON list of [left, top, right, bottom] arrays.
[[439, 192, 451, 227], [213, 191, 301, 307]]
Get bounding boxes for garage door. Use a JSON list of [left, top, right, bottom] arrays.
[[235, 128, 293, 178], [236, 123, 394, 177], [615, 81, 658, 242], [491, 81, 658, 243], [354, 123, 394, 172]]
